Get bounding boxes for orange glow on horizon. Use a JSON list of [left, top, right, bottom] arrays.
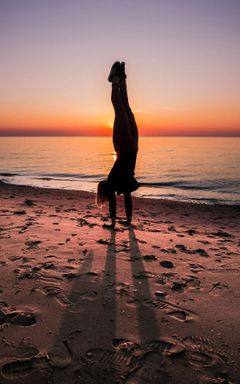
[[0, 105, 239, 136]]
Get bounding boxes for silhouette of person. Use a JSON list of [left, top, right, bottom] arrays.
[[97, 61, 139, 228]]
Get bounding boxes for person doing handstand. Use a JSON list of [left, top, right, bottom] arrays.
[[97, 61, 139, 228]]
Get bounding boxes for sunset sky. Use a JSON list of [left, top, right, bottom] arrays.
[[0, 0, 240, 136]]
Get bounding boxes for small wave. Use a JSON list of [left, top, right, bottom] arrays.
[[139, 192, 240, 206], [39, 173, 104, 179], [140, 181, 183, 187], [140, 180, 240, 193], [0, 172, 19, 177], [139, 181, 207, 189]]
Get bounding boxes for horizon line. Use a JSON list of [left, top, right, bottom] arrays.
[[0, 134, 240, 138]]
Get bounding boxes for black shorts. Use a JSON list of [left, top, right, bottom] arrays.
[[107, 155, 139, 195]]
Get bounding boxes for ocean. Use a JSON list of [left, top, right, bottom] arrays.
[[0, 136, 240, 205]]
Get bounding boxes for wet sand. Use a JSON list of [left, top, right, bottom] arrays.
[[0, 180, 239, 383]]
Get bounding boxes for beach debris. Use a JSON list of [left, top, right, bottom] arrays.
[[14, 210, 26, 215], [160, 260, 175, 268]]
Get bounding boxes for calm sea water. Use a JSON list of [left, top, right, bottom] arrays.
[[0, 136, 240, 205]]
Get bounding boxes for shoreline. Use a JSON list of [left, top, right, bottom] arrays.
[[1, 180, 239, 209], [0, 179, 240, 382]]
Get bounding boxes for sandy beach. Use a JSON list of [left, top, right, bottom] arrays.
[[0, 180, 239, 383]]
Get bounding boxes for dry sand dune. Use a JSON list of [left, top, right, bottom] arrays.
[[0, 181, 239, 383]]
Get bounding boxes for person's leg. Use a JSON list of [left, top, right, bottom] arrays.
[[111, 83, 132, 154], [111, 82, 125, 113], [108, 188, 116, 228], [119, 79, 131, 111], [119, 80, 138, 152], [124, 192, 132, 224]]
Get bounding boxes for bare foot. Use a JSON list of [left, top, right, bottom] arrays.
[[102, 219, 115, 229]]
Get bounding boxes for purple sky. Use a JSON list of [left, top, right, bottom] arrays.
[[0, 0, 240, 135]]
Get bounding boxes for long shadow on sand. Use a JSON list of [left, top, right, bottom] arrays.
[[0, 228, 186, 384], [0, 225, 232, 383], [128, 228, 160, 342], [49, 229, 159, 384]]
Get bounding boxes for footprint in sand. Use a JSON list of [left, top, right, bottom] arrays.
[[142, 338, 185, 357], [68, 292, 98, 314], [160, 260, 175, 268], [208, 282, 228, 296], [152, 299, 197, 322], [76, 344, 142, 384], [143, 254, 157, 262], [1, 341, 72, 380], [1, 354, 49, 379], [0, 309, 36, 326], [79, 338, 184, 384], [5, 312, 36, 326], [185, 276, 201, 289], [125, 351, 167, 383], [184, 336, 227, 372], [42, 286, 71, 306], [25, 240, 42, 249], [117, 285, 197, 323], [125, 337, 230, 384]]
